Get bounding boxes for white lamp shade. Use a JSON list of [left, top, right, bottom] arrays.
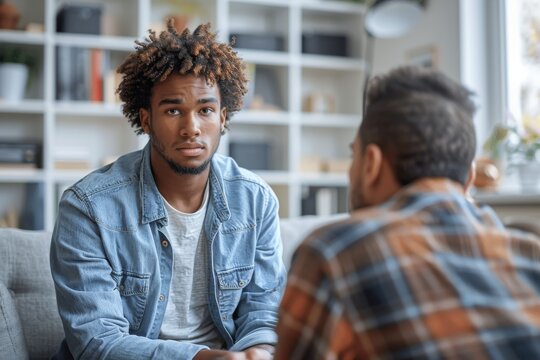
[[365, 0, 424, 38]]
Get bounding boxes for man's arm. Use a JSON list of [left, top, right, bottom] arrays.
[[229, 189, 287, 351], [50, 189, 207, 359]]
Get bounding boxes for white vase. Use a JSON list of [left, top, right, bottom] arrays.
[[516, 161, 540, 192], [0, 62, 29, 102]]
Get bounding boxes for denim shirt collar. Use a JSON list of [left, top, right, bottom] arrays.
[[138, 142, 231, 225]]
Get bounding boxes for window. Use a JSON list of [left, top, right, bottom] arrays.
[[504, 0, 540, 160]]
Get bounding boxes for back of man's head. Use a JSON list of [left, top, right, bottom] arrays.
[[360, 66, 477, 186]]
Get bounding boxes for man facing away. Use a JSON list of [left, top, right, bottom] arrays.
[[50, 22, 286, 360], [276, 66, 540, 359]]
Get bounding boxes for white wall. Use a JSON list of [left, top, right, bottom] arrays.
[[371, 0, 461, 81], [370, 0, 505, 149]]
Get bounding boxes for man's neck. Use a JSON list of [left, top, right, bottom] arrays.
[[151, 154, 210, 214]]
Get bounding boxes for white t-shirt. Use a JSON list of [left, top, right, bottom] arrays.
[[159, 185, 225, 349]]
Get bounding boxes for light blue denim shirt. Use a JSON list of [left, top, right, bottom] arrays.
[[50, 143, 286, 360]]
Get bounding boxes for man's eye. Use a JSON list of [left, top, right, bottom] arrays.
[[167, 109, 180, 116], [201, 107, 215, 115]]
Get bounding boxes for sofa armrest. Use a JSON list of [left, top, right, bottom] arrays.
[[0, 282, 28, 359]]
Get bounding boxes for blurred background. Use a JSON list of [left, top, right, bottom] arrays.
[[0, 0, 538, 231]]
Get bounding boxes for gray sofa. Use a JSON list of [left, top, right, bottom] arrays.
[[0, 214, 344, 359]]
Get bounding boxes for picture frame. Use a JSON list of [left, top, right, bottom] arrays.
[[405, 45, 438, 69]]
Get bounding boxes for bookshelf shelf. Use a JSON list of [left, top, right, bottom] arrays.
[[0, 169, 45, 183], [54, 34, 135, 51], [0, 30, 46, 45], [300, 1, 367, 14], [301, 55, 366, 71], [0, 100, 46, 114], [300, 113, 359, 128], [236, 49, 290, 66], [299, 172, 348, 186], [234, 111, 291, 125], [54, 102, 123, 117]]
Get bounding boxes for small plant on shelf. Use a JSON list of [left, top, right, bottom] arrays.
[[0, 47, 36, 102]]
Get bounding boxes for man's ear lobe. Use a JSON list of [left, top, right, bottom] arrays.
[[364, 144, 384, 187], [139, 108, 150, 134]]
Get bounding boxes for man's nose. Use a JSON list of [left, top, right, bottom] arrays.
[[180, 113, 201, 137]]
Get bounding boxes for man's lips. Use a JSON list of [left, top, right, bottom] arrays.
[[175, 143, 205, 157]]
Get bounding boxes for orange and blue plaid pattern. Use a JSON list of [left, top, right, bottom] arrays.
[[276, 178, 540, 359]]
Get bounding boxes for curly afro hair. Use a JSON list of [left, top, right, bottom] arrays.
[[117, 21, 248, 135]]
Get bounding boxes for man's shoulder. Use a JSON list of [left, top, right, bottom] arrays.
[[212, 153, 272, 191], [300, 206, 410, 262], [71, 149, 143, 197]]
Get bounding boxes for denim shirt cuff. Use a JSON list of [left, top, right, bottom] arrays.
[[229, 329, 277, 352]]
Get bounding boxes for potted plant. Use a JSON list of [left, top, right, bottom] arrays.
[[0, 47, 34, 102], [483, 116, 540, 191]]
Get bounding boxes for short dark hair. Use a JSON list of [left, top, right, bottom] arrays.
[[117, 21, 248, 135], [360, 66, 477, 186]]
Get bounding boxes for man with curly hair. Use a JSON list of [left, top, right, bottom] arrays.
[[50, 22, 285, 360]]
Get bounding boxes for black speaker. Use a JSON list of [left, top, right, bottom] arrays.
[[56, 5, 102, 35]]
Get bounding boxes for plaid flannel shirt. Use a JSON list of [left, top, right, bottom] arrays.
[[276, 178, 540, 359]]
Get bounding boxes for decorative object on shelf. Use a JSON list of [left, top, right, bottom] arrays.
[[231, 33, 285, 52], [0, 139, 42, 169], [229, 141, 271, 170], [249, 67, 283, 111], [0, 47, 34, 102], [405, 44, 438, 68], [19, 182, 44, 230], [0, 0, 20, 30], [302, 33, 348, 57], [473, 156, 500, 190], [303, 92, 336, 113], [54, 147, 91, 170], [299, 156, 324, 173], [483, 116, 540, 192], [364, 0, 428, 39], [0, 208, 18, 228], [322, 158, 351, 173], [56, 4, 102, 35]]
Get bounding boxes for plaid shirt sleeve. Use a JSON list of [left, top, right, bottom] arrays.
[[276, 242, 360, 359]]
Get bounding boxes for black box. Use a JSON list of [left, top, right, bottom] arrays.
[[56, 5, 102, 35], [229, 142, 271, 170], [0, 140, 42, 168], [230, 33, 285, 52], [302, 33, 348, 57]]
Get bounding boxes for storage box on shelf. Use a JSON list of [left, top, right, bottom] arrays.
[[0, 0, 368, 230]]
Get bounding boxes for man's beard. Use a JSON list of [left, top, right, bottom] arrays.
[[149, 130, 215, 175]]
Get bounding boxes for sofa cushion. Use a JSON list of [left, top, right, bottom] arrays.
[[0, 228, 64, 359], [0, 282, 28, 359], [280, 213, 348, 268]]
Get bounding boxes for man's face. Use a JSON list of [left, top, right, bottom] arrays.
[[141, 74, 226, 175], [348, 135, 367, 211]]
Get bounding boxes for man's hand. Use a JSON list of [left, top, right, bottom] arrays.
[[194, 344, 274, 360]]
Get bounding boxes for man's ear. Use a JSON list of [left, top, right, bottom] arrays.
[[363, 144, 384, 188], [139, 108, 150, 134], [464, 162, 477, 202], [220, 107, 227, 133]]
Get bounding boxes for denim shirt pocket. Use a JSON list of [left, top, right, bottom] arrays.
[[216, 266, 254, 315], [111, 271, 150, 331]]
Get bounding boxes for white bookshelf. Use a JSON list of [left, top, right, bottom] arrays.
[[0, 0, 367, 229]]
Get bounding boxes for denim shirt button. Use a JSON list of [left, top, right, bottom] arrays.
[[161, 240, 168, 247], [238, 281, 245, 286], [159, 294, 165, 301]]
